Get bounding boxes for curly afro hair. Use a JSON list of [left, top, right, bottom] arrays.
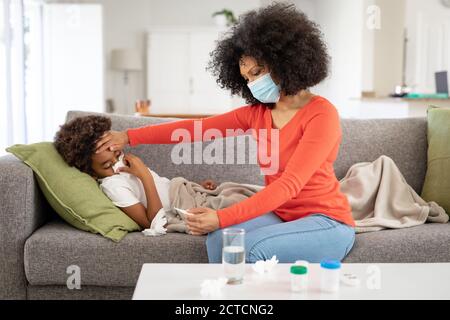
[[207, 2, 329, 109], [54, 115, 111, 176]]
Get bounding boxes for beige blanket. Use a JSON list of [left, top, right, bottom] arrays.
[[165, 177, 264, 233], [165, 155, 448, 234], [340, 155, 448, 233]]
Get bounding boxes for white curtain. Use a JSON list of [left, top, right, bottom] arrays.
[[0, 1, 103, 157], [0, 0, 45, 156], [0, 0, 7, 156]]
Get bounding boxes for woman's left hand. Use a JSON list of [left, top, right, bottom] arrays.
[[185, 207, 220, 236]]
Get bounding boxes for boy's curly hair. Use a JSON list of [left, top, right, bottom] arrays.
[[207, 2, 329, 109], [54, 115, 111, 176]]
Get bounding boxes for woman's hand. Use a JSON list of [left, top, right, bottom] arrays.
[[95, 130, 129, 154], [200, 179, 217, 190], [185, 207, 220, 236], [117, 154, 149, 180]]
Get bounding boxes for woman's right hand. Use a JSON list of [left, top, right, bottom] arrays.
[[95, 130, 129, 154]]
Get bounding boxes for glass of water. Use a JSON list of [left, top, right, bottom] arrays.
[[222, 228, 245, 284]]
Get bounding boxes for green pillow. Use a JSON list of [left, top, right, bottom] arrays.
[[6, 142, 141, 241], [421, 106, 450, 216]]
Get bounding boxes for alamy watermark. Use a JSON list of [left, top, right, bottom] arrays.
[[366, 5, 381, 30], [169, 121, 280, 175], [366, 264, 381, 290], [66, 265, 81, 290]]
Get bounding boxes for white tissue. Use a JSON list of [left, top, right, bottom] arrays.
[[142, 208, 167, 236], [173, 207, 194, 218], [112, 152, 126, 173], [200, 277, 228, 298], [252, 255, 279, 274]]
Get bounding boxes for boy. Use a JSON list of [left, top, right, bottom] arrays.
[[54, 115, 217, 229]]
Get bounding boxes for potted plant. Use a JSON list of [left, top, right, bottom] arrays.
[[212, 9, 237, 27]]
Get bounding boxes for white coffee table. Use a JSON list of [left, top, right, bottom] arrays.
[[132, 263, 450, 300]]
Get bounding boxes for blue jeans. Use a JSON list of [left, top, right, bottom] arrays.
[[206, 212, 355, 263]]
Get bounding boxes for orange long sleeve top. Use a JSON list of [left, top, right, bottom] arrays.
[[127, 96, 355, 228]]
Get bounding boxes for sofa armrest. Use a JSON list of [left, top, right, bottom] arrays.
[[0, 155, 50, 299]]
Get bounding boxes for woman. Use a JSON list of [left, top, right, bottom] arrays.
[[95, 3, 356, 263]]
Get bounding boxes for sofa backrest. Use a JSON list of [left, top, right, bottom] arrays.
[[66, 111, 427, 194], [338, 117, 427, 194]]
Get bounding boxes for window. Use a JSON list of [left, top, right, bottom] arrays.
[[0, 0, 27, 156], [0, 0, 9, 156], [0, 1, 103, 156], [24, 0, 45, 143]]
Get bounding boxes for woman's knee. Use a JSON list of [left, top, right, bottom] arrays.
[[246, 246, 275, 263], [245, 236, 280, 263], [342, 228, 356, 258], [304, 215, 356, 260]]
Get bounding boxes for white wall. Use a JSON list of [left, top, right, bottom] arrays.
[[43, 4, 104, 139], [48, 0, 366, 117], [292, 0, 316, 18], [104, 0, 263, 114], [47, 0, 440, 118], [362, 0, 449, 96], [361, 0, 375, 93], [372, 0, 406, 97], [311, 0, 364, 118], [51, 0, 261, 114], [405, 0, 450, 93], [50, 0, 321, 115]]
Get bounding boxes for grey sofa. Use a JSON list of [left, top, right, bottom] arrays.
[[1, 110, 449, 300]]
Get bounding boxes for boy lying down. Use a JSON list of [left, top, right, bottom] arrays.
[[54, 115, 263, 235]]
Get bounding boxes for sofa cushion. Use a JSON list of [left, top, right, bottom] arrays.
[[24, 218, 450, 286], [6, 142, 141, 242], [421, 106, 450, 215], [24, 218, 208, 287], [344, 223, 450, 263], [338, 117, 427, 194]]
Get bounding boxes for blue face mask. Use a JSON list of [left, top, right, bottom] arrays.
[[247, 73, 280, 103]]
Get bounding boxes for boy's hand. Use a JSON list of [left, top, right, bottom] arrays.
[[117, 154, 149, 179], [200, 179, 217, 190]]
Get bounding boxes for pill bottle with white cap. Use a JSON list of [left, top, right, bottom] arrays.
[[290, 265, 308, 292], [320, 260, 341, 293]]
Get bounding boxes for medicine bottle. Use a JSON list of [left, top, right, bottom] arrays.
[[290, 265, 308, 292], [320, 260, 341, 293]]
